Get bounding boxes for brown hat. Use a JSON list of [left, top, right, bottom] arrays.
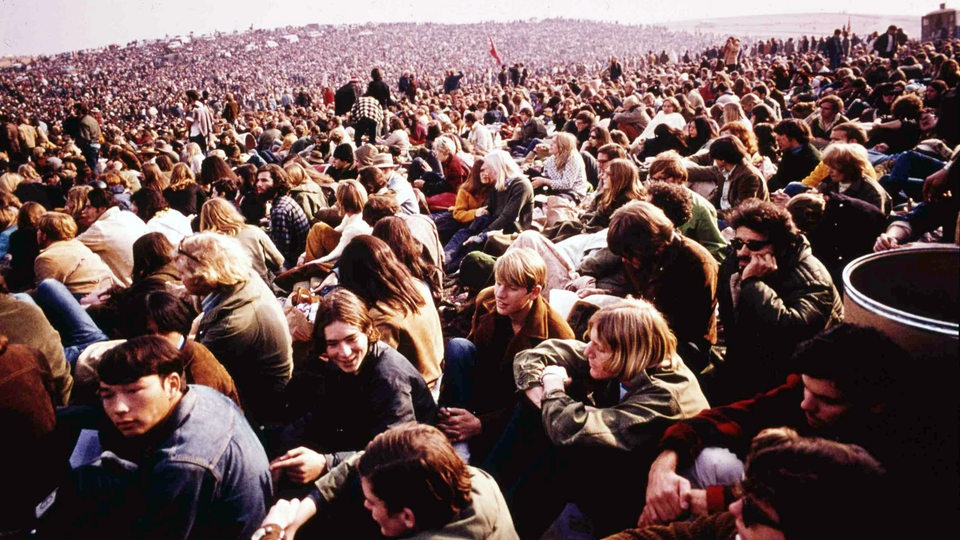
[[354, 143, 378, 167], [371, 153, 395, 169], [306, 149, 326, 164]]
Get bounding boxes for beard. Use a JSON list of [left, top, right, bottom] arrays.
[[258, 187, 278, 203]]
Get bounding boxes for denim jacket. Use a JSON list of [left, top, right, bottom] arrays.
[[92, 385, 273, 539]]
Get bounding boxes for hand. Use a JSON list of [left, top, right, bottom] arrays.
[[532, 177, 550, 189], [269, 447, 327, 484], [540, 365, 570, 394], [262, 499, 302, 536], [474, 206, 488, 217], [922, 167, 949, 203], [640, 451, 690, 526], [687, 489, 708, 517], [463, 235, 483, 246], [740, 252, 777, 281], [770, 190, 790, 207], [576, 287, 610, 298], [436, 407, 482, 442], [874, 232, 900, 252], [267, 497, 318, 540], [413, 179, 425, 189], [564, 274, 596, 292]]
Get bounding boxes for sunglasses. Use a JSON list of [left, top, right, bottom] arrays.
[[731, 238, 772, 251]]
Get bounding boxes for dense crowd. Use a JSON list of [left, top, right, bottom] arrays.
[[1, 17, 958, 540]]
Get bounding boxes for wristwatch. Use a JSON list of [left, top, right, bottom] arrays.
[[251, 523, 284, 540]]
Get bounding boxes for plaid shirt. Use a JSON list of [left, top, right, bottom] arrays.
[[350, 96, 383, 123], [269, 195, 310, 267]]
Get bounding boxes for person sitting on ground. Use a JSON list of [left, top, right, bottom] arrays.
[[786, 191, 885, 292], [268, 289, 437, 492], [372, 216, 443, 306], [767, 119, 821, 192], [255, 423, 518, 540], [637, 323, 946, 537], [530, 132, 589, 203], [577, 201, 719, 372], [430, 157, 491, 246], [73, 289, 241, 407], [45, 336, 273, 539], [338, 235, 445, 392], [709, 199, 843, 404], [163, 162, 207, 217], [256, 164, 310, 271], [76, 187, 149, 286], [0, 274, 73, 406], [302, 179, 371, 266], [199, 198, 284, 289], [613, 427, 890, 540], [33, 211, 116, 296], [495, 298, 708, 538], [685, 135, 768, 216], [444, 150, 533, 274], [648, 152, 728, 261], [130, 187, 193, 245], [438, 248, 574, 463], [817, 142, 890, 214], [176, 232, 292, 424]]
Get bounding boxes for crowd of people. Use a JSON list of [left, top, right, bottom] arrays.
[[1, 16, 958, 540]]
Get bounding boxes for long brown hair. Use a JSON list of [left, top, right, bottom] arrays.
[[459, 157, 491, 198], [338, 235, 425, 315], [372, 217, 441, 302], [597, 159, 645, 214]]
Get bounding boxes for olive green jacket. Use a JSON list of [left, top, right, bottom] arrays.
[[514, 339, 709, 451]]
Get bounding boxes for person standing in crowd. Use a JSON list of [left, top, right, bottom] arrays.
[[184, 89, 215, 153]]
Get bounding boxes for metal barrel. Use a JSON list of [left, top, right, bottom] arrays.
[[842, 245, 959, 363]]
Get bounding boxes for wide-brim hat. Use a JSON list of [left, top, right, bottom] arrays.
[[371, 153, 395, 169], [306, 149, 326, 164]]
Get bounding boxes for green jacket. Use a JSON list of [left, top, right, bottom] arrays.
[[514, 339, 709, 450], [312, 454, 519, 539], [678, 189, 728, 262]]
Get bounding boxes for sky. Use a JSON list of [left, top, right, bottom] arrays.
[[0, 0, 939, 57]]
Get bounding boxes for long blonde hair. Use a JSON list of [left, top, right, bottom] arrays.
[[168, 162, 196, 191], [199, 198, 245, 236], [551, 132, 577, 171], [586, 298, 678, 382], [63, 185, 93, 222]]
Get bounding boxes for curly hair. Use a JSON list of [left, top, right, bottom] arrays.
[[728, 199, 799, 252]]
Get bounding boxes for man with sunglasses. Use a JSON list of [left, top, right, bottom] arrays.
[[709, 199, 842, 404]]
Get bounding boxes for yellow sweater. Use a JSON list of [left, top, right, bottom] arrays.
[[451, 188, 489, 223], [801, 161, 878, 188]]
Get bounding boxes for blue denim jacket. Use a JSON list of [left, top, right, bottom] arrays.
[[90, 385, 273, 539]]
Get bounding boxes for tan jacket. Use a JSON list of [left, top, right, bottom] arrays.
[[369, 280, 444, 390], [34, 239, 116, 295]]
